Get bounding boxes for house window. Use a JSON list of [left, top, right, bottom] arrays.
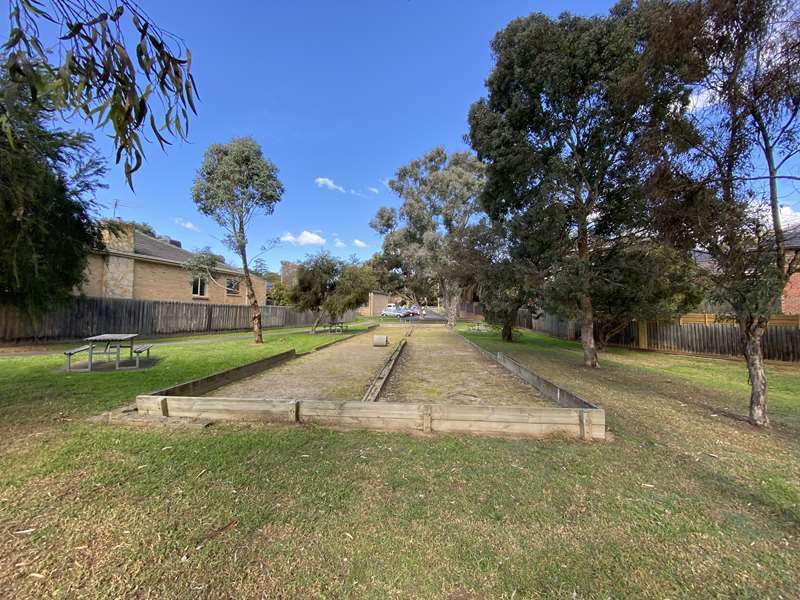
[[192, 276, 207, 297], [226, 278, 240, 295]]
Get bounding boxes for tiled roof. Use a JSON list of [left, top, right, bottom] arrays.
[[786, 224, 800, 250], [133, 231, 245, 274]]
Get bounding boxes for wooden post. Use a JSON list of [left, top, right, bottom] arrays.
[[637, 320, 649, 350], [579, 410, 592, 440], [422, 405, 432, 433], [289, 400, 299, 423], [158, 396, 169, 417]]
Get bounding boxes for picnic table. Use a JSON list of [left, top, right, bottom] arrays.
[[326, 322, 349, 333], [85, 333, 139, 371]]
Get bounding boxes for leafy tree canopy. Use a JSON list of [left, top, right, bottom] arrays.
[[289, 252, 374, 330], [453, 219, 546, 341], [0, 74, 105, 315], [3, 0, 197, 187], [468, 2, 690, 365], [545, 242, 706, 348], [372, 147, 485, 326], [643, 0, 799, 426], [192, 136, 284, 342], [266, 281, 291, 306]]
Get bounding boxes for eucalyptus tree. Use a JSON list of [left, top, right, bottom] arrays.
[[559, 242, 705, 349], [3, 0, 197, 187], [288, 253, 374, 331], [468, 4, 690, 367], [289, 252, 339, 331], [192, 137, 284, 343], [650, 0, 800, 426], [454, 219, 545, 342], [372, 147, 486, 327]]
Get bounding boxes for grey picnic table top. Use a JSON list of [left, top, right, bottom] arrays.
[[85, 333, 139, 342]]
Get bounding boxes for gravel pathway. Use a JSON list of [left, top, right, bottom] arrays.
[[208, 327, 399, 401], [380, 327, 550, 406]]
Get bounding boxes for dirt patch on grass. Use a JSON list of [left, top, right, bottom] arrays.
[[207, 328, 399, 401], [380, 327, 550, 406]]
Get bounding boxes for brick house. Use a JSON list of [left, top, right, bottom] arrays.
[[81, 223, 267, 304], [781, 224, 800, 315]]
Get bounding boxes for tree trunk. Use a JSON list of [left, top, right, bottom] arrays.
[[442, 280, 461, 328], [576, 216, 598, 368], [446, 299, 459, 328], [580, 294, 598, 368], [238, 240, 262, 343], [741, 323, 769, 426], [501, 319, 513, 342], [243, 271, 262, 343]]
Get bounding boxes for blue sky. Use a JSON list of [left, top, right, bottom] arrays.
[[42, 0, 800, 271], [64, 0, 618, 271]]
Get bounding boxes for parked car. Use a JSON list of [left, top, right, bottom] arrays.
[[381, 307, 401, 317], [406, 305, 420, 316]]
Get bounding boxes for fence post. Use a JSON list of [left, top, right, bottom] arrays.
[[637, 320, 649, 350]]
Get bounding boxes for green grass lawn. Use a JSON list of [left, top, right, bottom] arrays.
[[1, 325, 799, 598], [0, 327, 363, 428]]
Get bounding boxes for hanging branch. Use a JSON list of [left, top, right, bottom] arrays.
[[3, 0, 198, 188]]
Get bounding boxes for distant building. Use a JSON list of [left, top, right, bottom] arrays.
[[782, 225, 800, 315], [358, 291, 391, 316], [694, 224, 800, 315], [80, 222, 267, 304], [280, 261, 300, 287]]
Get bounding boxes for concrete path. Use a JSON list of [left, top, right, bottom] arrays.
[[380, 327, 550, 406], [208, 327, 399, 401]]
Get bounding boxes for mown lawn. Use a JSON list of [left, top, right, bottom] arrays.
[[0, 327, 358, 429], [1, 325, 798, 598]]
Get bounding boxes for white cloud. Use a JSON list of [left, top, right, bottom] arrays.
[[334, 239, 346, 248], [350, 189, 365, 197], [367, 186, 379, 195], [689, 88, 715, 112], [173, 217, 200, 232], [353, 239, 368, 248], [315, 177, 345, 193], [780, 205, 800, 227], [380, 178, 391, 190], [281, 230, 327, 246]]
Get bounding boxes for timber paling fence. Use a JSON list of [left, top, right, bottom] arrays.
[[0, 297, 357, 342], [513, 308, 800, 362]]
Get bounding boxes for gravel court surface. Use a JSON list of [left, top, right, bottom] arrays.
[[207, 328, 400, 401], [380, 326, 551, 406]]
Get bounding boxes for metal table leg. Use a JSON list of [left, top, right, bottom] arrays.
[[115, 343, 121, 369], [88, 343, 94, 372]]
